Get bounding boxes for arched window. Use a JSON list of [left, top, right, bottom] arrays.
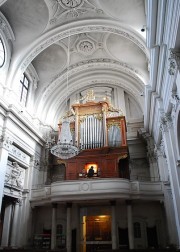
[[134, 222, 141, 238], [0, 38, 5, 67], [18, 73, 30, 106]]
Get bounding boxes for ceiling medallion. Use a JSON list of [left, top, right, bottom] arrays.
[[60, 0, 83, 9], [78, 40, 95, 56]]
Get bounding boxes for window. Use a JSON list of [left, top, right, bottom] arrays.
[[134, 222, 141, 238], [18, 73, 29, 106], [0, 38, 5, 67]]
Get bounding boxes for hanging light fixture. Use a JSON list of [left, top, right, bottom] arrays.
[[50, 33, 79, 159], [51, 119, 79, 159]]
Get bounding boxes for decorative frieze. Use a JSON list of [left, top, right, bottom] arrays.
[[9, 145, 30, 165], [168, 49, 180, 75]]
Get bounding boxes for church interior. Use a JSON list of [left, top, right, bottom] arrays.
[[0, 0, 180, 251]]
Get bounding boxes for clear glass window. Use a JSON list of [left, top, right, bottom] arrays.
[[18, 73, 29, 106], [0, 38, 5, 67]]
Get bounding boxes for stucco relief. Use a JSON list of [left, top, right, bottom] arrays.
[[0, 135, 13, 150], [77, 40, 95, 55], [49, 0, 102, 23], [9, 145, 30, 165], [170, 92, 180, 122], [168, 49, 180, 75], [160, 113, 173, 133], [20, 26, 148, 73], [5, 162, 24, 190]]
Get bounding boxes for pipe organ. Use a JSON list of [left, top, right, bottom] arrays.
[[56, 97, 129, 180], [58, 100, 127, 150]]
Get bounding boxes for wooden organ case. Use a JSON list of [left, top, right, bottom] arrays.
[[57, 100, 129, 180]]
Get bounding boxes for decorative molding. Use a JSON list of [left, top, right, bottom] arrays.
[[5, 162, 24, 190], [20, 25, 148, 72], [170, 91, 180, 120], [42, 58, 144, 99], [168, 49, 180, 75], [9, 144, 30, 165], [156, 139, 166, 159], [0, 134, 13, 151], [49, 0, 103, 23], [0, 11, 15, 41], [77, 40, 95, 56], [26, 63, 39, 89], [160, 113, 173, 132]]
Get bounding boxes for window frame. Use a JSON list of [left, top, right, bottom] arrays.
[[0, 37, 5, 68], [19, 73, 30, 107]]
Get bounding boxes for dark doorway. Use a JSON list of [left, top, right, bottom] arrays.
[[72, 228, 76, 252], [147, 226, 158, 248], [118, 227, 129, 249], [119, 157, 130, 179]]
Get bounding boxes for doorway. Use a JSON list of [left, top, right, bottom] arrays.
[[82, 215, 112, 252], [147, 226, 158, 248]]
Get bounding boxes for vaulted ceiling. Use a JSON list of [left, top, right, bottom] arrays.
[[1, 0, 149, 128]]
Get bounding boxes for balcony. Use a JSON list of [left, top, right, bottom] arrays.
[[30, 178, 164, 205]]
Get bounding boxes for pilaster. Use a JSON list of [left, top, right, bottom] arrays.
[[51, 203, 57, 249], [126, 200, 134, 250], [110, 200, 118, 250], [0, 135, 12, 212], [160, 113, 180, 248], [66, 202, 72, 252]]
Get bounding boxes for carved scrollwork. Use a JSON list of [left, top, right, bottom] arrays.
[[168, 49, 180, 75], [160, 113, 173, 133], [0, 135, 13, 150], [170, 91, 180, 120]]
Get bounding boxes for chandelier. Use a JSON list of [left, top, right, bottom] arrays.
[[51, 119, 79, 159], [50, 33, 79, 159]]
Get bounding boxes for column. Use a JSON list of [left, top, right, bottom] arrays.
[[73, 204, 80, 252], [141, 132, 159, 181], [1, 202, 12, 247], [51, 203, 57, 250], [10, 200, 20, 247], [111, 201, 117, 250], [163, 187, 178, 245], [0, 135, 12, 212], [66, 203, 72, 252], [74, 107, 79, 146], [126, 200, 134, 250], [102, 103, 108, 146], [160, 114, 180, 248]]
